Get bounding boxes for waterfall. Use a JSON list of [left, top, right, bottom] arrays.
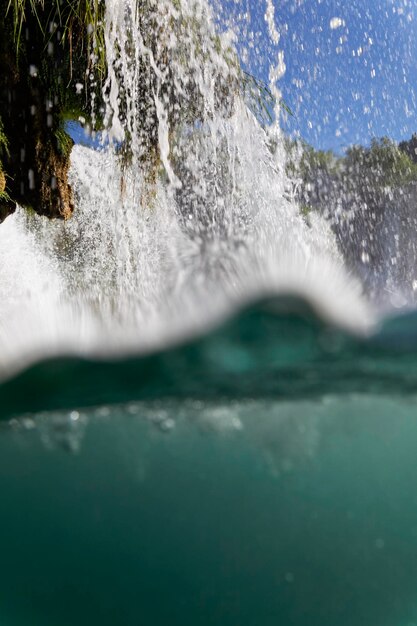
[[0, 0, 372, 380]]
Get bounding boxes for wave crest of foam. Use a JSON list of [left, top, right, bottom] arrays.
[[0, 130, 373, 381], [0, 0, 373, 379]]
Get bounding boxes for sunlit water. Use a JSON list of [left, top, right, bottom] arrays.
[[0, 0, 377, 379]]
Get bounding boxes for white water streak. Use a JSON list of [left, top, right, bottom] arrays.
[[265, 0, 280, 45]]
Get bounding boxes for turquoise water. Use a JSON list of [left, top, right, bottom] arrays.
[[2, 297, 417, 419], [2, 300, 417, 625]]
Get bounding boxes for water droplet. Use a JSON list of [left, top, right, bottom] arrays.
[[330, 17, 345, 30], [28, 169, 35, 190]]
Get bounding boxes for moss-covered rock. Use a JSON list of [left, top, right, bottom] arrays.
[[0, 0, 104, 220]]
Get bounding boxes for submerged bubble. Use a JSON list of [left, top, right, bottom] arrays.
[[159, 418, 176, 433]]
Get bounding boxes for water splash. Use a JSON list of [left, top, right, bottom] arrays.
[[0, 0, 373, 380]]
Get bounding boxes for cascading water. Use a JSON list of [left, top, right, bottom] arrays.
[[0, 0, 372, 380], [5, 4, 417, 626]]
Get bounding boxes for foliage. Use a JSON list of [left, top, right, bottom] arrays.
[[286, 135, 417, 220], [0, 0, 108, 217], [344, 137, 417, 188], [0, 187, 11, 203], [6, 0, 106, 74], [0, 116, 9, 159], [5, 0, 106, 117], [241, 71, 292, 127], [285, 139, 339, 181], [288, 136, 417, 190], [8, 0, 276, 179], [399, 133, 417, 165], [55, 126, 74, 158], [0, 116, 10, 200]]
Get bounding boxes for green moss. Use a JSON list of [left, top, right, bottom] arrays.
[[0, 189, 11, 202], [55, 127, 74, 159], [0, 115, 9, 158]]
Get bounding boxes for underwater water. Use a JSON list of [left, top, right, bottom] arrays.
[[3, 303, 417, 626], [3, 305, 417, 626], [2, 0, 417, 624], [6, 392, 417, 626]]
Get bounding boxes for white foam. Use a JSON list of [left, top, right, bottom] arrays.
[[0, 0, 375, 381]]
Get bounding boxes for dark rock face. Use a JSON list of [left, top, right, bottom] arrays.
[[0, 0, 98, 220]]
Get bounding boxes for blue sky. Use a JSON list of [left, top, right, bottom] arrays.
[[69, 0, 417, 153], [218, 0, 417, 151]]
